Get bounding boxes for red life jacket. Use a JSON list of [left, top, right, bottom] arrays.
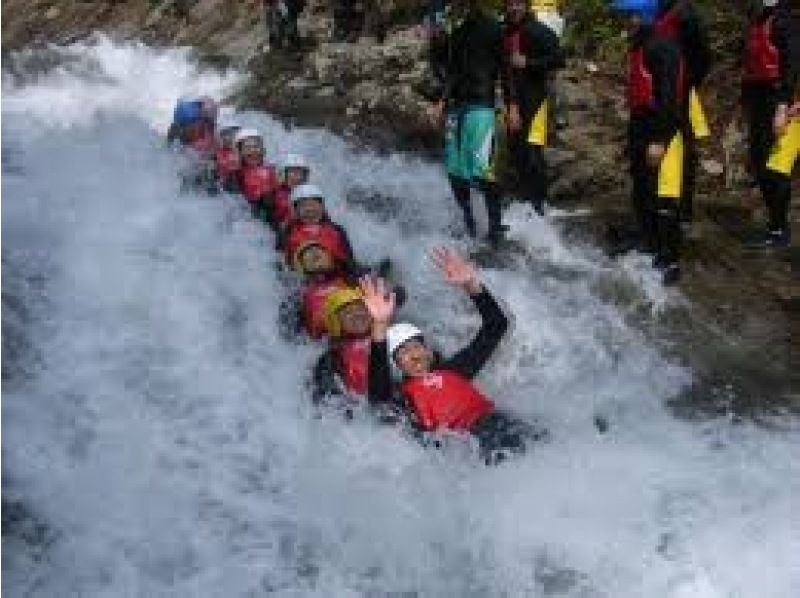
[[653, 3, 682, 42], [215, 147, 240, 181], [743, 16, 780, 84], [302, 277, 349, 339], [239, 164, 278, 204], [285, 222, 350, 267], [273, 185, 294, 229], [628, 45, 686, 113], [401, 370, 494, 432], [332, 336, 371, 396]]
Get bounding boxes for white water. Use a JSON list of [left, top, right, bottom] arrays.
[[2, 38, 799, 597]]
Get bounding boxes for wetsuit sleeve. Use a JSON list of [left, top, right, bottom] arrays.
[[367, 340, 394, 405], [444, 288, 509, 379], [679, 4, 711, 87], [311, 349, 338, 404], [773, 12, 798, 104], [647, 39, 683, 144]]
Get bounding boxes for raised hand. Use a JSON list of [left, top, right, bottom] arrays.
[[429, 247, 482, 295], [359, 276, 396, 339]]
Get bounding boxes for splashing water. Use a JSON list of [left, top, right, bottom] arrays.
[[3, 38, 799, 597]]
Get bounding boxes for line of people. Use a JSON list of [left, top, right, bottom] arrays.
[[168, 97, 546, 465], [427, 0, 797, 286]]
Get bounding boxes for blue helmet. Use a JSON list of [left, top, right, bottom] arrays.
[[173, 99, 202, 126], [610, 0, 658, 25]]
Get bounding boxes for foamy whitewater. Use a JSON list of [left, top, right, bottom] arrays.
[[2, 37, 799, 597]]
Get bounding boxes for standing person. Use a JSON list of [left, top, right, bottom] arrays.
[[741, 0, 798, 248], [429, 0, 507, 246], [503, 0, 564, 216], [613, 0, 686, 284], [653, 0, 712, 227], [361, 248, 545, 464], [530, 0, 568, 130]]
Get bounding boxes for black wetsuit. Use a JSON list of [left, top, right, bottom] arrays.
[[741, 7, 798, 239], [655, 0, 711, 224], [439, 9, 506, 240], [502, 14, 564, 212], [367, 288, 544, 463], [627, 27, 684, 269]]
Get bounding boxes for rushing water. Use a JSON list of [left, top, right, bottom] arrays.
[[2, 37, 799, 597]]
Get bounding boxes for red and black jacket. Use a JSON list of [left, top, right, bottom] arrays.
[[741, 9, 797, 105], [653, 0, 711, 89], [367, 288, 509, 433], [627, 27, 684, 144]]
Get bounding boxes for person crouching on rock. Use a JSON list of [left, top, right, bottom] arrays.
[[235, 129, 280, 222], [360, 247, 546, 464]]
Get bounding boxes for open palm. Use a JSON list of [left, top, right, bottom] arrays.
[[359, 276, 396, 325], [430, 247, 479, 291]]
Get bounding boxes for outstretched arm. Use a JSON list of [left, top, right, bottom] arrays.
[[430, 247, 508, 379], [360, 276, 397, 405]]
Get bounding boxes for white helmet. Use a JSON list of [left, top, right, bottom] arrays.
[[234, 128, 261, 145], [387, 322, 424, 360], [291, 183, 324, 205], [218, 122, 241, 135], [284, 153, 310, 173]]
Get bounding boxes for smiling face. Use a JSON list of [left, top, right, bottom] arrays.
[[285, 167, 309, 188], [298, 244, 334, 274], [337, 300, 372, 337], [220, 129, 238, 149], [239, 138, 264, 166], [294, 197, 325, 224], [394, 337, 434, 378]]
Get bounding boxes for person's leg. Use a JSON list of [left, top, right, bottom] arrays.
[[654, 198, 682, 283], [477, 179, 504, 244], [449, 175, 476, 237], [680, 127, 697, 224], [629, 120, 657, 253], [764, 171, 792, 243], [471, 412, 547, 465], [526, 143, 549, 216]]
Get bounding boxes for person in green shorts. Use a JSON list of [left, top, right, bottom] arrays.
[[430, 0, 507, 246]]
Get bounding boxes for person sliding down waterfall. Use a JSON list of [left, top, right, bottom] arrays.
[[503, 0, 565, 217], [429, 0, 507, 247], [214, 123, 242, 193], [280, 184, 357, 269], [283, 229, 353, 340], [234, 129, 280, 222], [361, 247, 546, 465], [270, 154, 312, 234], [168, 97, 220, 192]]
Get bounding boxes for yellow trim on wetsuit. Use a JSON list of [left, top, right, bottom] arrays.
[[689, 88, 710, 139], [658, 132, 684, 199], [527, 100, 549, 147], [767, 118, 800, 176]]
